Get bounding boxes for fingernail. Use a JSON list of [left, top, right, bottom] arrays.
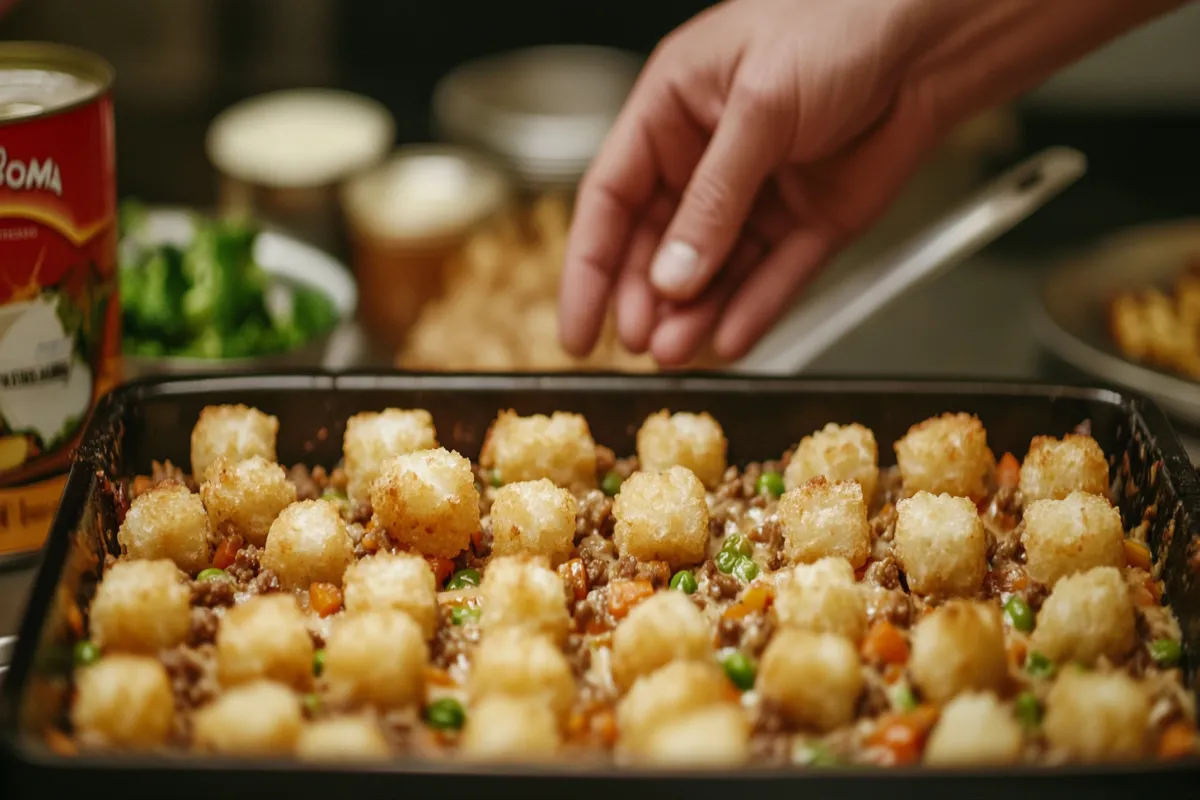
[[650, 240, 699, 294]]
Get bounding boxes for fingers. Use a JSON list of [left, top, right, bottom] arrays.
[[713, 228, 834, 362], [649, 91, 783, 303]]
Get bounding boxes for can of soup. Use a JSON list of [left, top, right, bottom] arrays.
[[0, 43, 120, 566]]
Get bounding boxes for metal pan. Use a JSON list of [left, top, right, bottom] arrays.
[[1, 372, 1198, 799], [1034, 219, 1200, 429]]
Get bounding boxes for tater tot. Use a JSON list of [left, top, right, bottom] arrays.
[[894, 412, 993, 500], [71, 655, 175, 747], [611, 590, 712, 690], [295, 715, 391, 761], [261, 499, 355, 590], [784, 422, 880, 501], [616, 661, 730, 749], [479, 410, 597, 488], [773, 557, 867, 642], [613, 467, 710, 569], [216, 594, 314, 689], [893, 491, 987, 597], [343, 408, 439, 504], [1022, 492, 1125, 588], [1044, 670, 1149, 761], [190, 404, 278, 482], [323, 610, 428, 709], [479, 556, 571, 644], [200, 456, 296, 548], [192, 680, 302, 755], [635, 410, 728, 489], [117, 482, 211, 575], [924, 692, 1024, 766], [342, 551, 438, 639], [461, 695, 561, 761], [469, 628, 575, 721], [635, 704, 750, 767], [909, 601, 1007, 704], [370, 447, 480, 558], [757, 629, 863, 731], [1030, 566, 1136, 665], [777, 478, 870, 568], [1019, 434, 1110, 504], [489, 479, 578, 564], [89, 559, 190, 654]]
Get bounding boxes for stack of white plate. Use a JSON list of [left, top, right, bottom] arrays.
[[433, 45, 643, 190]]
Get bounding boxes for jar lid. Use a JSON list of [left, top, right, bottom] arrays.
[[433, 45, 642, 187], [207, 88, 395, 189]]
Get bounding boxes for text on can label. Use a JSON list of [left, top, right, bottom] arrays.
[[0, 146, 63, 197]]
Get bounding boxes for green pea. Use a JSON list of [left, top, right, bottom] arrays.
[[714, 549, 739, 574], [721, 534, 752, 557], [72, 640, 101, 668], [1149, 639, 1183, 668], [669, 570, 698, 594], [733, 556, 759, 583], [722, 651, 757, 691], [755, 471, 786, 498], [320, 488, 348, 503], [196, 568, 229, 582], [426, 697, 466, 730], [600, 471, 624, 497], [313, 648, 326, 677], [488, 470, 503, 488], [446, 569, 482, 590], [450, 606, 481, 626], [302, 693, 321, 715], [1002, 595, 1035, 633], [1014, 691, 1041, 730], [1025, 650, 1054, 679], [891, 685, 918, 712], [805, 743, 843, 767]]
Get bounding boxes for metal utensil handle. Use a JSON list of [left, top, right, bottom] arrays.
[[736, 146, 1088, 374]]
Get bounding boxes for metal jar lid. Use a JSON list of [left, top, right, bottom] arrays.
[[433, 45, 643, 189]]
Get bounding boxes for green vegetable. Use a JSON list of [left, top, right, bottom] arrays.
[[804, 742, 843, 767], [1149, 639, 1183, 668], [1014, 691, 1041, 730], [72, 640, 101, 668], [450, 606, 481, 626], [733, 556, 759, 582], [302, 693, 321, 715], [891, 685, 918, 712], [196, 568, 228, 582], [321, 488, 349, 504], [446, 569, 482, 590], [669, 570, 698, 594], [755, 471, 786, 498], [600, 471, 624, 497], [714, 549, 740, 574], [426, 698, 466, 730], [721, 651, 756, 691], [488, 470, 503, 488], [1003, 595, 1034, 633], [312, 648, 327, 677], [1025, 651, 1054, 679], [721, 534, 752, 557]]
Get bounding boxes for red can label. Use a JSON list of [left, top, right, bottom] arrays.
[[0, 86, 121, 555]]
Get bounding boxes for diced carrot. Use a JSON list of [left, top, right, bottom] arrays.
[[44, 729, 77, 756], [866, 706, 939, 765], [1145, 576, 1164, 604], [212, 534, 243, 570], [592, 708, 618, 747], [723, 584, 774, 621], [361, 530, 380, 553], [883, 663, 906, 685], [861, 620, 909, 665], [1008, 638, 1028, 669], [64, 601, 84, 639], [425, 666, 455, 687], [1125, 539, 1153, 571], [608, 579, 655, 619], [470, 530, 485, 552], [1157, 721, 1197, 760], [996, 452, 1021, 490], [566, 710, 588, 739], [309, 582, 343, 617], [558, 558, 590, 603], [426, 556, 455, 586], [585, 618, 612, 635]]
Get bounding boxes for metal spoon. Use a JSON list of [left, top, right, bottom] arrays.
[[735, 146, 1088, 374]]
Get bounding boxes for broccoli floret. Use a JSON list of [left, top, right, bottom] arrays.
[[290, 287, 339, 339], [122, 245, 188, 342], [181, 218, 268, 336]]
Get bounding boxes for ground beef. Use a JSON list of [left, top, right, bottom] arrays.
[[867, 587, 913, 627], [750, 698, 789, 764], [430, 605, 479, 669], [287, 464, 322, 501], [716, 611, 776, 656], [349, 502, 372, 525], [577, 534, 615, 588], [864, 555, 901, 591], [612, 456, 639, 479], [248, 570, 282, 595], [564, 633, 592, 678], [190, 578, 235, 609], [870, 504, 898, 542], [225, 545, 261, 586], [576, 490, 614, 540], [187, 608, 220, 645], [987, 522, 1024, 564], [698, 560, 741, 600], [594, 445, 616, 474], [609, 555, 670, 588], [380, 708, 418, 751], [160, 644, 219, 710], [857, 673, 893, 717], [574, 588, 613, 634]]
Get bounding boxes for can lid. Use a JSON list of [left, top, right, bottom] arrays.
[[207, 89, 396, 190], [0, 41, 112, 122], [433, 45, 642, 188]]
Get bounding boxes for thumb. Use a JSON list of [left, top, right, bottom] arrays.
[[649, 90, 783, 302]]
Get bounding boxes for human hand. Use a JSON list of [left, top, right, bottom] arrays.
[[557, 0, 1186, 366]]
